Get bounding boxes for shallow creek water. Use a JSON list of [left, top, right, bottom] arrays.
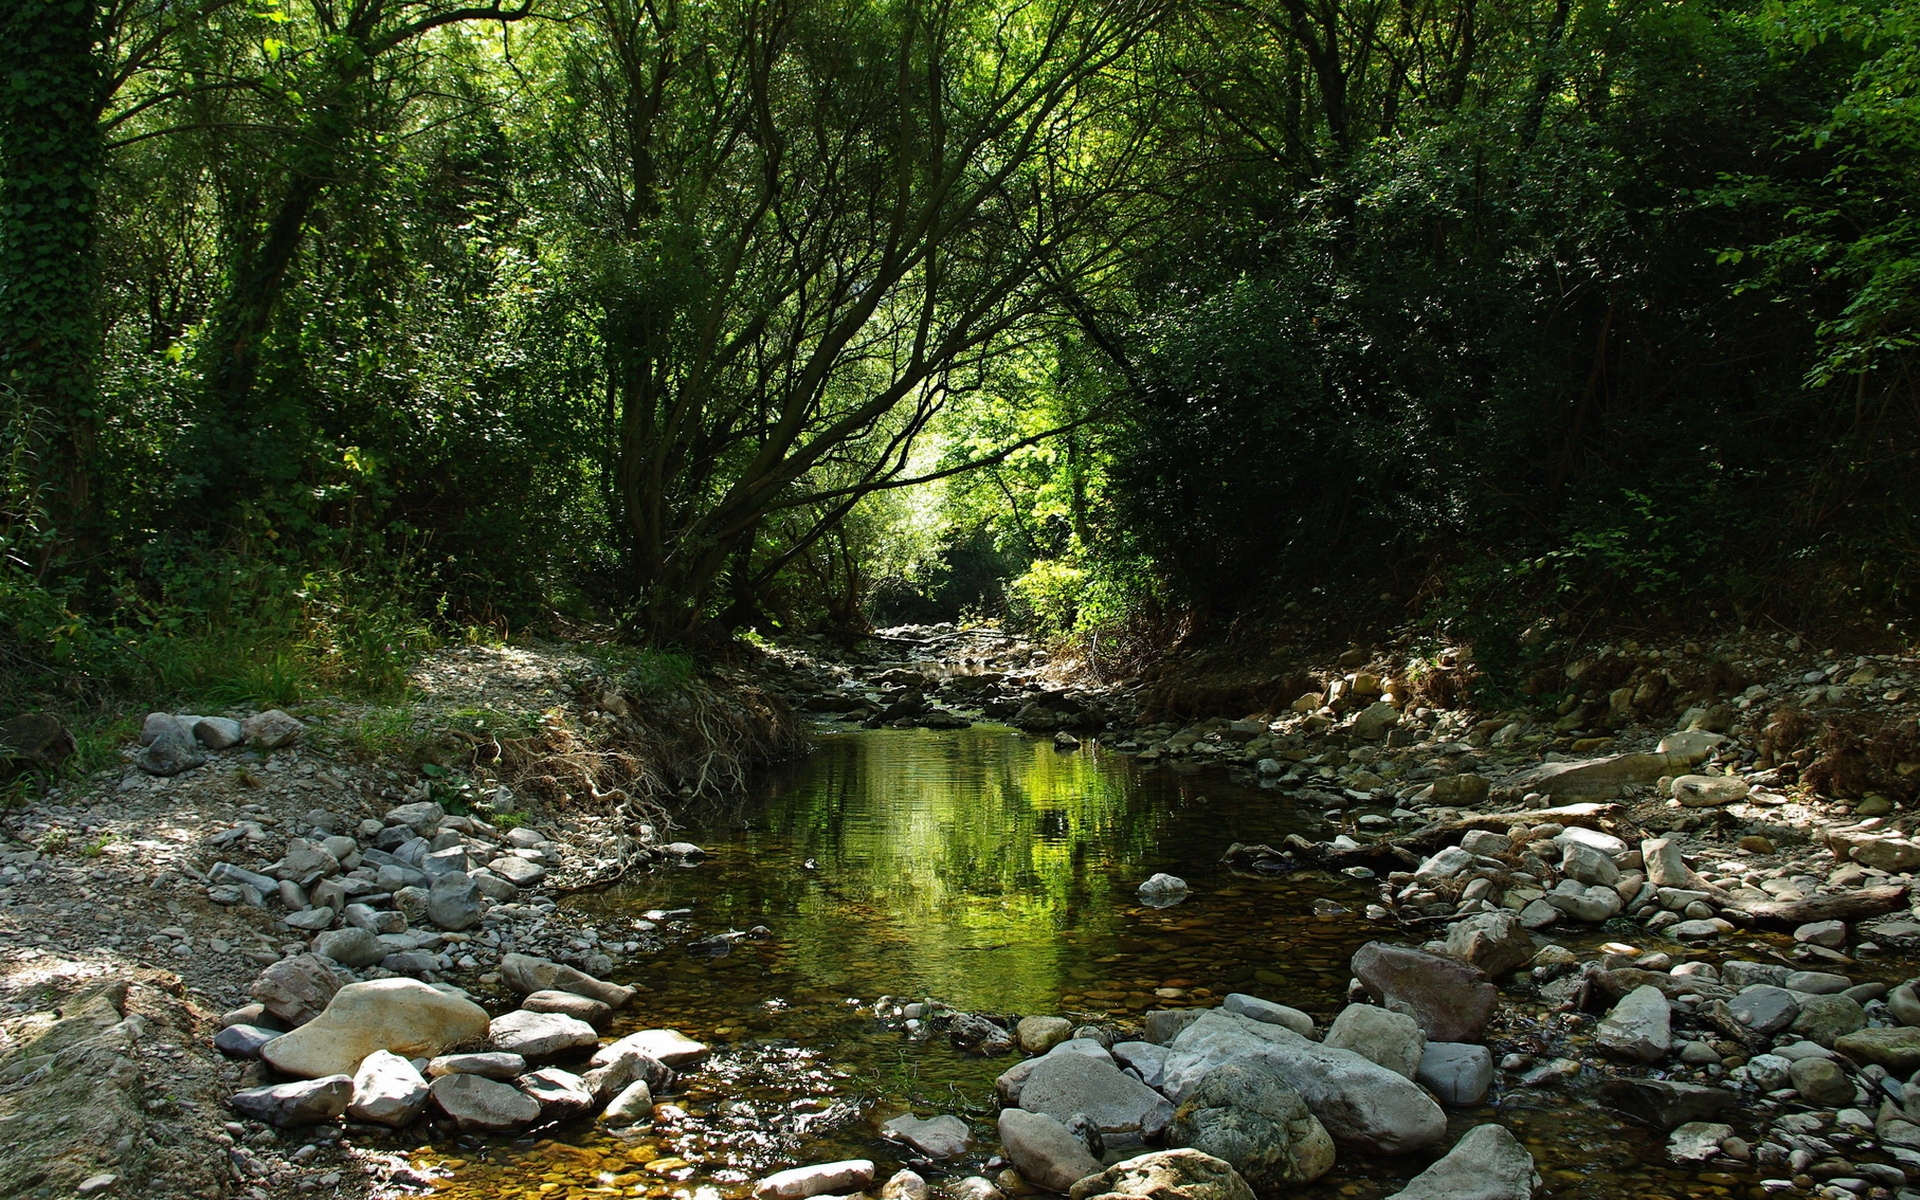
[[422, 725, 1800, 1200]]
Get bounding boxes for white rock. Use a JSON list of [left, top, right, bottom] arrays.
[[1596, 985, 1671, 1062], [1560, 842, 1620, 887], [1414, 846, 1474, 882], [753, 1161, 877, 1200], [600, 1078, 654, 1124], [1323, 1005, 1424, 1080], [1668, 1121, 1733, 1165], [488, 1009, 599, 1060], [1642, 837, 1690, 889], [1163, 1010, 1445, 1154], [591, 1028, 709, 1068], [346, 1049, 430, 1126]]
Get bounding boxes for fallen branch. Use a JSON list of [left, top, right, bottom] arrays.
[[1720, 884, 1909, 928], [1254, 802, 1629, 876], [1394, 803, 1626, 854]]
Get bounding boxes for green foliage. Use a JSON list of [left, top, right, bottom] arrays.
[[613, 649, 697, 700], [1, 0, 1912, 675], [337, 705, 429, 761]]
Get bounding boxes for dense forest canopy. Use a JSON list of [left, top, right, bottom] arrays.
[[2, 0, 1916, 692]]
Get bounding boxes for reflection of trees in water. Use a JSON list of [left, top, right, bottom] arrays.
[[740, 729, 1166, 1009]]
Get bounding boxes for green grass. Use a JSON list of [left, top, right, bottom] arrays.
[[445, 707, 542, 741], [336, 705, 435, 762], [610, 646, 698, 697]]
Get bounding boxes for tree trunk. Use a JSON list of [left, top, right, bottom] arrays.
[[188, 169, 328, 515], [0, 0, 105, 569]]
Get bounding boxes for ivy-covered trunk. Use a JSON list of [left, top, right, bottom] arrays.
[[0, 0, 104, 569]]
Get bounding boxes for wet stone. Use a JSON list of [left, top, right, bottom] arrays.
[[1416, 1043, 1493, 1106], [882, 1114, 972, 1159], [231, 1075, 352, 1127]]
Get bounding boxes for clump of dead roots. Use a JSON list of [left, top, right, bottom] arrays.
[[451, 668, 809, 888]]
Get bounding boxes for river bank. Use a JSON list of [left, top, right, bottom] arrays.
[[4, 622, 1920, 1200]]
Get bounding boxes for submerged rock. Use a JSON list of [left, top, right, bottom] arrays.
[[748, 1159, 879, 1190], [1137, 873, 1190, 908]]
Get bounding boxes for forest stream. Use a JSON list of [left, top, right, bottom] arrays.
[[416, 720, 1818, 1200]]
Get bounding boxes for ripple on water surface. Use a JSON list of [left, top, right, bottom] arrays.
[[417, 726, 1782, 1200]]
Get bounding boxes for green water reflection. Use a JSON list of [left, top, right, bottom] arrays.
[[697, 727, 1168, 1010]]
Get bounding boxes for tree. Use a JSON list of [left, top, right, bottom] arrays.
[[101, 0, 537, 518], [522, 0, 1161, 638], [1, 0, 106, 570]]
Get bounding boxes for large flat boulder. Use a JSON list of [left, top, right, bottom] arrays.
[[1493, 752, 1685, 803], [488, 1009, 599, 1060], [429, 1073, 540, 1132], [261, 978, 489, 1079], [1163, 1010, 1446, 1154], [1020, 1050, 1175, 1141], [1834, 1028, 1920, 1072]]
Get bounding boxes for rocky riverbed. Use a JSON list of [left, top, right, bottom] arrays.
[[4, 625, 1920, 1200]]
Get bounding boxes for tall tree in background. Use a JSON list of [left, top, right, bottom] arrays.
[[143, 0, 536, 518]]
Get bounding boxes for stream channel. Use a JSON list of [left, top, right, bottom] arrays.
[[423, 723, 1764, 1200]]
